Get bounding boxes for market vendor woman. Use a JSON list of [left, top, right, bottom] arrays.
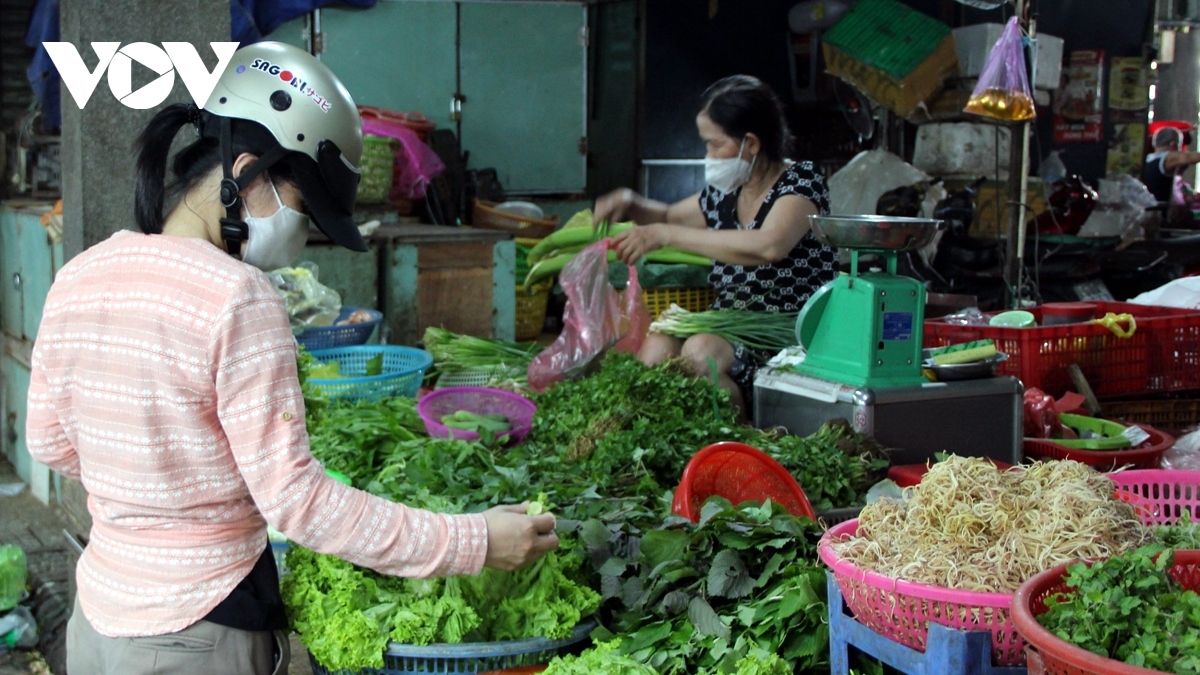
[[594, 75, 836, 414], [27, 42, 556, 675]]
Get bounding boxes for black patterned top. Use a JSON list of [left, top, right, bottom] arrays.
[[700, 161, 837, 313]]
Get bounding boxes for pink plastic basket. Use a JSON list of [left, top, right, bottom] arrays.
[[1107, 469, 1200, 525], [818, 519, 1026, 666], [417, 387, 537, 445]]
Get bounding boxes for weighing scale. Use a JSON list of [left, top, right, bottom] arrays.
[[795, 215, 934, 388], [754, 215, 1023, 465]]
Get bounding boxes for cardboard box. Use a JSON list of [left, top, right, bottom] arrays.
[[822, 0, 958, 117], [953, 23, 1064, 90], [970, 177, 1048, 239]]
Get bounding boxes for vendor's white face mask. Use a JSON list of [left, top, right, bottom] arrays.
[[241, 178, 310, 272], [705, 137, 757, 194]]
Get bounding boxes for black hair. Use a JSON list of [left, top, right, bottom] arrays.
[[134, 104, 296, 235], [699, 75, 791, 163]]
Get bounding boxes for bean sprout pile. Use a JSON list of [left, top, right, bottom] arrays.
[[830, 457, 1151, 592]]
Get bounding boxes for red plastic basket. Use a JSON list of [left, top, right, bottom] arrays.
[[417, 387, 537, 445], [1107, 469, 1200, 525], [818, 519, 1026, 666], [1023, 424, 1174, 471], [924, 302, 1200, 398], [672, 442, 816, 522], [1012, 550, 1200, 675]]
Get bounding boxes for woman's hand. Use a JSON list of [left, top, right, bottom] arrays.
[[593, 188, 637, 228], [613, 224, 668, 265], [481, 503, 559, 571]]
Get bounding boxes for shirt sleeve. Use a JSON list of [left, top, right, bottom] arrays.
[[775, 162, 831, 215], [26, 340, 81, 481], [209, 274, 488, 578]]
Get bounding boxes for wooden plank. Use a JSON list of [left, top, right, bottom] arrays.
[[418, 242, 494, 269], [418, 268, 495, 339]]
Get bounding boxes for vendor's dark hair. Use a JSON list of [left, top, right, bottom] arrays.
[[700, 75, 791, 162], [134, 103, 295, 234]]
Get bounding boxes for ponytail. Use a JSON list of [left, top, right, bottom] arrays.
[[135, 106, 299, 235], [134, 104, 194, 234]]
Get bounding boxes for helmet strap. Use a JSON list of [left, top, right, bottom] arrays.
[[215, 116, 291, 258]]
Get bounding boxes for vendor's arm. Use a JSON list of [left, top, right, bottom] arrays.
[[594, 188, 707, 230], [614, 193, 818, 266], [1164, 151, 1200, 172], [211, 277, 547, 578], [26, 339, 81, 481]]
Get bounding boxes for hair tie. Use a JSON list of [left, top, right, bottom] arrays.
[[185, 104, 205, 132]]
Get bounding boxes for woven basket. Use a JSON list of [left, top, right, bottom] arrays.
[[643, 287, 716, 319], [473, 200, 559, 239], [516, 283, 552, 341], [357, 135, 398, 204]]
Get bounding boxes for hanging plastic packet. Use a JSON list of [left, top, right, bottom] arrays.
[[964, 17, 1036, 122]]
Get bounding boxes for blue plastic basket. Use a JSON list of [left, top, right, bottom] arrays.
[[298, 307, 384, 350], [308, 619, 595, 675], [308, 346, 432, 401]]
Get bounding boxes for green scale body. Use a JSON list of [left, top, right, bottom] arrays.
[[795, 250, 926, 388]]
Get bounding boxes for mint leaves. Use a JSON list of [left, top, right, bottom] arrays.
[[1039, 546, 1200, 673]]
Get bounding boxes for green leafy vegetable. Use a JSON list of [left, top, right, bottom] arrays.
[[1039, 546, 1200, 674], [542, 641, 659, 675], [1155, 511, 1200, 549], [584, 498, 829, 674], [283, 540, 600, 670], [364, 352, 384, 377]]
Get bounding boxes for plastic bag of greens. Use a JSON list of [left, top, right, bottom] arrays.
[[528, 240, 649, 391], [964, 17, 1035, 121], [268, 263, 343, 333]]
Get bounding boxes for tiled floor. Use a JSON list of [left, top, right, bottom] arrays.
[[0, 458, 315, 675]]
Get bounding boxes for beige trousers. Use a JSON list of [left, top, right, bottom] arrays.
[[66, 596, 290, 675]]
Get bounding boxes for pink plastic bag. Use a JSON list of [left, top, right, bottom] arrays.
[[963, 17, 1035, 122], [361, 117, 445, 200], [527, 240, 650, 392]]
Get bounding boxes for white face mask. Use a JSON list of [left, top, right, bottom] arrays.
[[704, 137, 757, 194], [241, 178, 311, 272]]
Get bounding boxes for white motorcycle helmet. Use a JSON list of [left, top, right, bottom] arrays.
[[197, 41, 366, 253]]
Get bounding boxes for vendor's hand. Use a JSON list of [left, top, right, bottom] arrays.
[[481, 503, 559, 571], [594, 188, 638, 229], [613, 224, 667, 265]]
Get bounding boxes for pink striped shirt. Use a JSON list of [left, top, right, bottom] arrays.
[[26, 230, 488, 637]]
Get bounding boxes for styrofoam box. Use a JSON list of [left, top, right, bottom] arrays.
[[953, 23, 1064, 90], [912, 122, 1012, 180]]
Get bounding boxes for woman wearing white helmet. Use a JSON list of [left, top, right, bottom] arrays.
[[26, 42, 557, 675]]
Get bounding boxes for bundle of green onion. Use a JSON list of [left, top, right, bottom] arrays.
[[523, 222, 710, 289], [648, 304, 798, 354], [423, 327, 543, 386]]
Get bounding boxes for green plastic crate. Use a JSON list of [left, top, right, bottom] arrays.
[[823, 0, 951, 79]]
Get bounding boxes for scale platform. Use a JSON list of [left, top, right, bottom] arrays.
[[753, 367, 1023, 466]]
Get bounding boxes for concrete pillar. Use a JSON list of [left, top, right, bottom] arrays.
[[59, 0, 229, 260]]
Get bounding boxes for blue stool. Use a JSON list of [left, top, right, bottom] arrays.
[[827, 572, 1027, 675]]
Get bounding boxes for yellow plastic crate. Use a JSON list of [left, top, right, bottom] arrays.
[[516, 282, 552, 341], [642, 287, 716, 319]]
